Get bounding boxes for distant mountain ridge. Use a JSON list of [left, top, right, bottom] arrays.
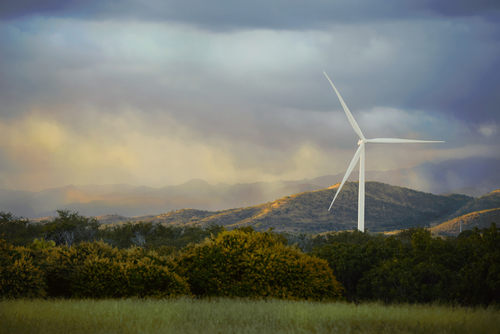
[[27, 182, 500, 235], [1, 157, 499, 219], [82, 182, 472, 234]]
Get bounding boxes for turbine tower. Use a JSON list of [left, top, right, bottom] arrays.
[[323, 72, 444, 232]]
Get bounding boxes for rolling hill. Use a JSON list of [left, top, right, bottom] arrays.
[[430, 208, 500, 236], [429, 189, 500, 235], [97, 182, 472, 233], [430, 190, 500, 225]]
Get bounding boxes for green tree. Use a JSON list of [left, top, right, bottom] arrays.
[[100, 222, 226, 250], [41, 210, 100, 246], [0, 212, 44, 246], [456, 223, 500, 305], [356, 228, 462, 304], [311, 236, 401, 301]]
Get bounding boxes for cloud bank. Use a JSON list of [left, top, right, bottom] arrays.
[[0, 1, 499, 191]]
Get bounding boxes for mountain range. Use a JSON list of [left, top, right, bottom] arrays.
[[1, 157, 499, 220], [123, 182, 474, 233], [81, 182, 499, 236], [23, 182, 500, 236]]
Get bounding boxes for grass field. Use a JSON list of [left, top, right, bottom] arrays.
[[1, 298, 499, 334]]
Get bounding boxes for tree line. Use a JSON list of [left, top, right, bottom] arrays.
[[0, 210, 225, 251], [0, 210, 499, 306]]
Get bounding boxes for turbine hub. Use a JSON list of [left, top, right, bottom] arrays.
[[358, 139, 365, 146]]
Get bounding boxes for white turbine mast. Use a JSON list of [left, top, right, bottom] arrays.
[[323, 71, 444, 232]]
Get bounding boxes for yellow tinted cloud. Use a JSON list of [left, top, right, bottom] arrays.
[[1, 109, 308, 190], [0, 108, 461, 192]]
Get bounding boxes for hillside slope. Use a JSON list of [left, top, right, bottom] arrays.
[[124, 182, 472, 233], [431, 208, 500, 236], [430, 189, 500, 226]]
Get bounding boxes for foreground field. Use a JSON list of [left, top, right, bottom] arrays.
[[1, 298, 499, 334]]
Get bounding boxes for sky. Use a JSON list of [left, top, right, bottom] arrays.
[[0, 0, 499, 192]]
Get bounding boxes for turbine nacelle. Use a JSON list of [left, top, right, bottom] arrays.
[[323, 71, 444, 231]]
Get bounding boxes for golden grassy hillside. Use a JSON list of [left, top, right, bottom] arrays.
[[431, 207, 500, 235]]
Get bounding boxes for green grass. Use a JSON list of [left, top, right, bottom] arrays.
[[1, 298, 499, 334]]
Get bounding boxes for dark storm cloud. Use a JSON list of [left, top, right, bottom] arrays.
[[1, 0, 393, 29], [3, 0, 498, 125], [1, 16, 499, 135], [3, 0, 499, 30], [414, 0, 500, 18], [318, 19, 500, 126]]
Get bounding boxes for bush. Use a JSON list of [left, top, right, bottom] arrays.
[[44, 240, 122, 298], [0, 238, 47, 299], [44, 240, 189, 299], [126, 258, 190, 299], [176, 230, 344, 301], [70, 255, 190, 299], [69, 256, 126, 299]]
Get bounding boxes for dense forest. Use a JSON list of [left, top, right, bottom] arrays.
[[1, 210, 499, 306]]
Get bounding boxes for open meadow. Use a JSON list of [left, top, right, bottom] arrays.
[[1, 298, 499, 334]]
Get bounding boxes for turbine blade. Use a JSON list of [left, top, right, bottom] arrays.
[[367, 138, 445, 144], [323, 71, 365, 141], [329, 143, 364, 211]]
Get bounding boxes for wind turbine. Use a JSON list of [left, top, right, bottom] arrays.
[[323, 72, 444, 232]]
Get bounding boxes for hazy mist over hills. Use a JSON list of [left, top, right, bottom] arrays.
[[1, 157, 498, 219]]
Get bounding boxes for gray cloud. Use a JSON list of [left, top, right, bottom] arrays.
[[1, 18, 499, 142], [2, 18, 499, 122], [0, 2, 499, 191], [413, 0, 500, 19], [0, 1, 401, 28], [2, 1, 500, 30]]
